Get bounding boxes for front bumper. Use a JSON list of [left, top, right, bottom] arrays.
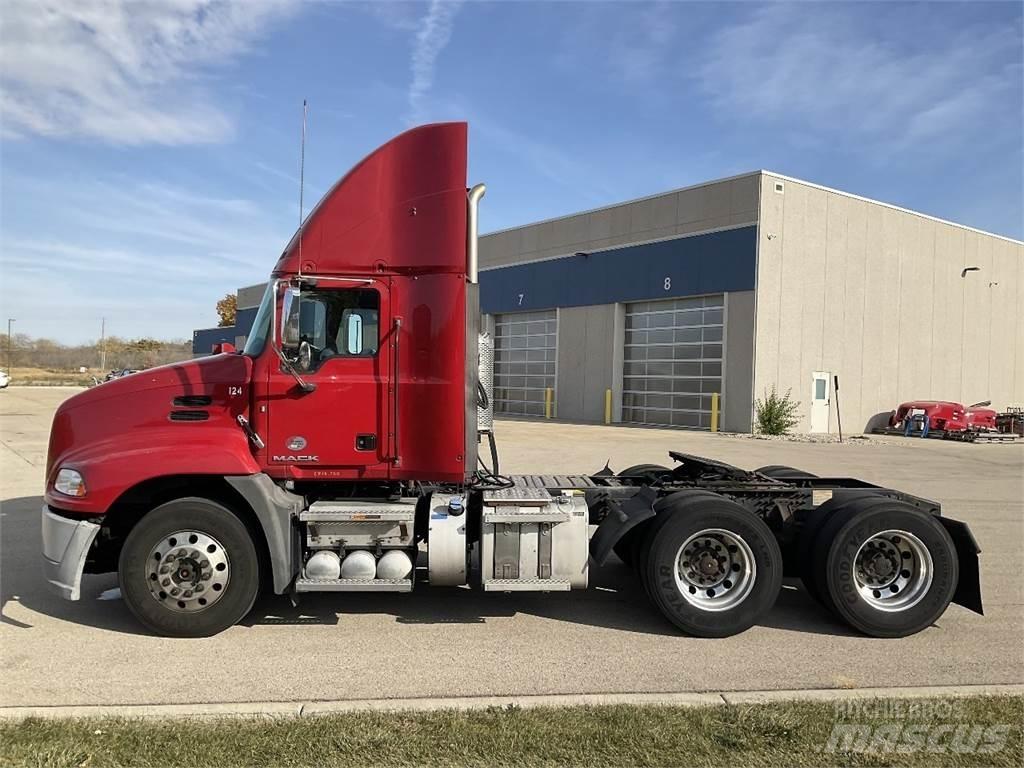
[[41, 506, 101, 601]]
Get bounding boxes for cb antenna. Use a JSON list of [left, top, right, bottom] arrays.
[[298, 98, 308, 278]]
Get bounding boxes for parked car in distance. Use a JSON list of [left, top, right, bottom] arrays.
[[0, 371, 9, 389]]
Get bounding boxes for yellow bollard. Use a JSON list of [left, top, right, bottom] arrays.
[[711, 392, 719, 432], [545, 387, 553, 419], [605, 389, 612, 425]]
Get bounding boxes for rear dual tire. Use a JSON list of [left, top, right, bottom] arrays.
[[802, 497, 958, 637], [638, 494, 783, 637]]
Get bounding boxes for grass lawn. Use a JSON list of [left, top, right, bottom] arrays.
[[1, 696, 1020, 767]]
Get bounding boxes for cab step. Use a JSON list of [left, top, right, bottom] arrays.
[[294, 577, 413, 593], [300, 500, 417, 522], [482, 578, 571, 592]]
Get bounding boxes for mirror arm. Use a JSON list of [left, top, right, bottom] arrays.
[[273, 345, 316, 393]]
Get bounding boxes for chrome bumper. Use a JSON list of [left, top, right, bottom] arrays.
[[41, 506, 101, 601]]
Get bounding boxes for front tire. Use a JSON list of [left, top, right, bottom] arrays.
[[641, 497, 783, 637], [119, 497, 260, 638]]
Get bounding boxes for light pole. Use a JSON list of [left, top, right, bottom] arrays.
[[99, 317, 106, 372], [6, 318, 14, 378]]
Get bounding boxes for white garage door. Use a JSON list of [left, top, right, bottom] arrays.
[[493, 310, 557, 416], [623, 295, 724, 428]]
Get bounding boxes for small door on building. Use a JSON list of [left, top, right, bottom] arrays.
[[810, 371, 831, 433]]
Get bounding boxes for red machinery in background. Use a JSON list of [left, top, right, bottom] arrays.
[[887, 400, 1012, 442]]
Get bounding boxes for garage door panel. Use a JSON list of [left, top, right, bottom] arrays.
[[623, 295, 724, 430], [494, 310, 557, 416]]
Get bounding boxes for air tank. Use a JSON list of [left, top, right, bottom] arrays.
[[376, 550, 414, 580], [339, 550, 377, 580], [304, 551, 341, 580]]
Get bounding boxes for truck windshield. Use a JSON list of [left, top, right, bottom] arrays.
[[242, 283, 273, 357]]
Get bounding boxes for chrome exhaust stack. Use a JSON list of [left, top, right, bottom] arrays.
[[467, 183, 486, 284], [464, 183, 487, 478]]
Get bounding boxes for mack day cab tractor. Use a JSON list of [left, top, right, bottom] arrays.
[[42, 123, 983, 639]]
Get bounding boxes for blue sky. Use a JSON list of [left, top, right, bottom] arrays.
[[1, 0, 1021, 343]]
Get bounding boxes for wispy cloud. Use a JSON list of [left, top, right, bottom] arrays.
[[0, 174, 290, 340], [0, 0, 298, 145], [407, 0, 464, 124], [699, 4, 1023, 152], [609, 1, 676, 82], [554, 1, 681, 86]]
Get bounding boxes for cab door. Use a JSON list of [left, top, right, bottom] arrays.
[[264, 280, 392, 475]]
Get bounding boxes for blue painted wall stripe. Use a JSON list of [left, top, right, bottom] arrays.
[[479, 225, 756, 314], [191, 307, 259, 354]]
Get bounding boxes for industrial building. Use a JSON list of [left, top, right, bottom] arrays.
[[194, 171, 1023, 433]]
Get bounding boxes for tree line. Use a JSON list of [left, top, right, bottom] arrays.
[[1, 333, 193, 372]]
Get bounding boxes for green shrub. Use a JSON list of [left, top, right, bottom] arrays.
[[755, 386, 801, 435]]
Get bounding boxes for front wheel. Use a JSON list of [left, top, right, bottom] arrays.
[[119, 497, 260, 638], [641, 498, 783, 637]]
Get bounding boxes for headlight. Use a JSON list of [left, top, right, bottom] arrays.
[[54, 468, 87, 497]]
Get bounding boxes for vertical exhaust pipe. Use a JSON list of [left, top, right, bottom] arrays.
[[467, 183, 486, 284]]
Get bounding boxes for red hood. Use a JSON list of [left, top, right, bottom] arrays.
[[46, 353, 253, 491], [57, 354, 249, 414]]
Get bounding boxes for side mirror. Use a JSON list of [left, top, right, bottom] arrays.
[[212, 342, 235, 354], [343, 311, 363, 355], [280, 285, 301, 348]]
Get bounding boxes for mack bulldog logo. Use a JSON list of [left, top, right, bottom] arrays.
[[286, 435, 307, 451]]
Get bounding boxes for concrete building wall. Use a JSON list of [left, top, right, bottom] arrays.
[[724, 290, 756, 432], [237, 283, 266, 310], [554, 304, 617, 422], [480, 174, 760, 269], [754, 173, 1024, 433]]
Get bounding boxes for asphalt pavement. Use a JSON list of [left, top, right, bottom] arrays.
[[2, 386, 1021, 708]]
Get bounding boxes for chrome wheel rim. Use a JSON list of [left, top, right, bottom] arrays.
[[673, 528, 757, 611], [146, 531, 230, 612], [853, 529, 933, 612]]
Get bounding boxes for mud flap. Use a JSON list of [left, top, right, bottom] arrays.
[[589, 487, 657, 565], [938, 517, 983, 615]]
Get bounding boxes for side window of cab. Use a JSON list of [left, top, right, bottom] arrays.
[[292, 288, 380, 371]]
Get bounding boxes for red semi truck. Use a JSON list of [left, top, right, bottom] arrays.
[[42, 123, 982, 638]]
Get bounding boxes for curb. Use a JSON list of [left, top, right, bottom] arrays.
[[1, 684, 1021, 721]]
